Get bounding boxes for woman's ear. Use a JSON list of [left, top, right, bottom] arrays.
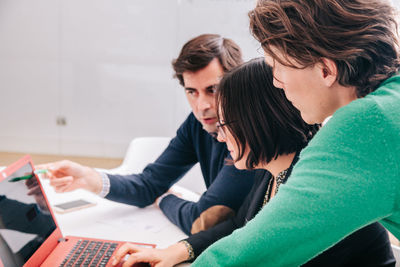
[[319, 58, 338, 87]]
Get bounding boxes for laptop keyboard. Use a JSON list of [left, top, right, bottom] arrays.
[[59, 239, 118, 267]]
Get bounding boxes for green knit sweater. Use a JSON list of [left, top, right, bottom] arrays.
[[192, 74, 400, 266]]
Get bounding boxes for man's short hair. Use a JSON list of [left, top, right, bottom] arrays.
[[249, 0, 400, 97], [172, 34, 243, 86]]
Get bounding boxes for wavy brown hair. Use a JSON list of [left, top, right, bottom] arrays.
[[172, 34, 243, 86], [249, 0, 400, 97], [217, 58, 319, 169]]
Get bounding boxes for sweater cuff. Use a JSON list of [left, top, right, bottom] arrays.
[[98, 172, 110, 197], [156, 192, 172, 206]]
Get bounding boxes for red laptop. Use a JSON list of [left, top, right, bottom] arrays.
[[0, 155, 155, 267]]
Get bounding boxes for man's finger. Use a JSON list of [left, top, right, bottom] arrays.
[[54, 185, 69, 193], [38, 160, 73, 176], [49, 176, 73, 186]]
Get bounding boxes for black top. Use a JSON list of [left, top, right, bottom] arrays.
[[185, 161, 395, 266]]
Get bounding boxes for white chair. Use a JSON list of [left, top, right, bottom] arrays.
[[107, 137, 171, 175], [106, 137, 206, 196]]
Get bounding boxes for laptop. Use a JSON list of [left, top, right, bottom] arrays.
[[0, 155, 155, 267]]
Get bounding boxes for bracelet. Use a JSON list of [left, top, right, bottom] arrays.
[[180, 240, 195, 261]]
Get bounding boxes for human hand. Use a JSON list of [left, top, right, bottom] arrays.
[[111, 242, 189, 267], [37, 160, 103, 194]]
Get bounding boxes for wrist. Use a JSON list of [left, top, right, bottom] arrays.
[[167, 242, 191, 264], [85, 167, 103, 195]]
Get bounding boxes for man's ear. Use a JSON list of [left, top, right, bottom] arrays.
[[319, 58, 337, 87]]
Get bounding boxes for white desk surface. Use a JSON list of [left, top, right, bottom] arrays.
[[40, 177, 194, 266]]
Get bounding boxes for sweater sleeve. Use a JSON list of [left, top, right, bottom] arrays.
[[184, 214, 244, 259], [182, 170, 268, 258], [159, 165, 256, 235], [192, 98, 400, 266], [105, 115, 198, 207]]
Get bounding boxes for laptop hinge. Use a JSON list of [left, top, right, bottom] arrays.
[[58, 238, 68, 243]]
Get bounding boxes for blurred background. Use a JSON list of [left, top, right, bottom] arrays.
[[0, 0, 398, 167], [0, 0, 261, 166]]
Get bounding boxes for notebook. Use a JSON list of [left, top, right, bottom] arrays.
[[0, 155, 155, 267]]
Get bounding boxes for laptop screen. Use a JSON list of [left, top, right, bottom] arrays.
[[0, 162, 56, 267]]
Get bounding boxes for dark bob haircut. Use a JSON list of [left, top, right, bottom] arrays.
[[172, 34, 243, 86], [217, 58, 319, 169]]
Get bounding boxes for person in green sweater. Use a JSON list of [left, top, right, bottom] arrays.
[[110, 58, 395, 267], [191, 0, 400, 266]]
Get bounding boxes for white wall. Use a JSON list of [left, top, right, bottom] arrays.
[[394, 0, 400, 20], [0, 0, 259, 158], [392, 0, 400, 9]]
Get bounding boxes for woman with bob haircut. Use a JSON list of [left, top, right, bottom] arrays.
[[111, 58, 394, 267], [193, 0, 400, 266]]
